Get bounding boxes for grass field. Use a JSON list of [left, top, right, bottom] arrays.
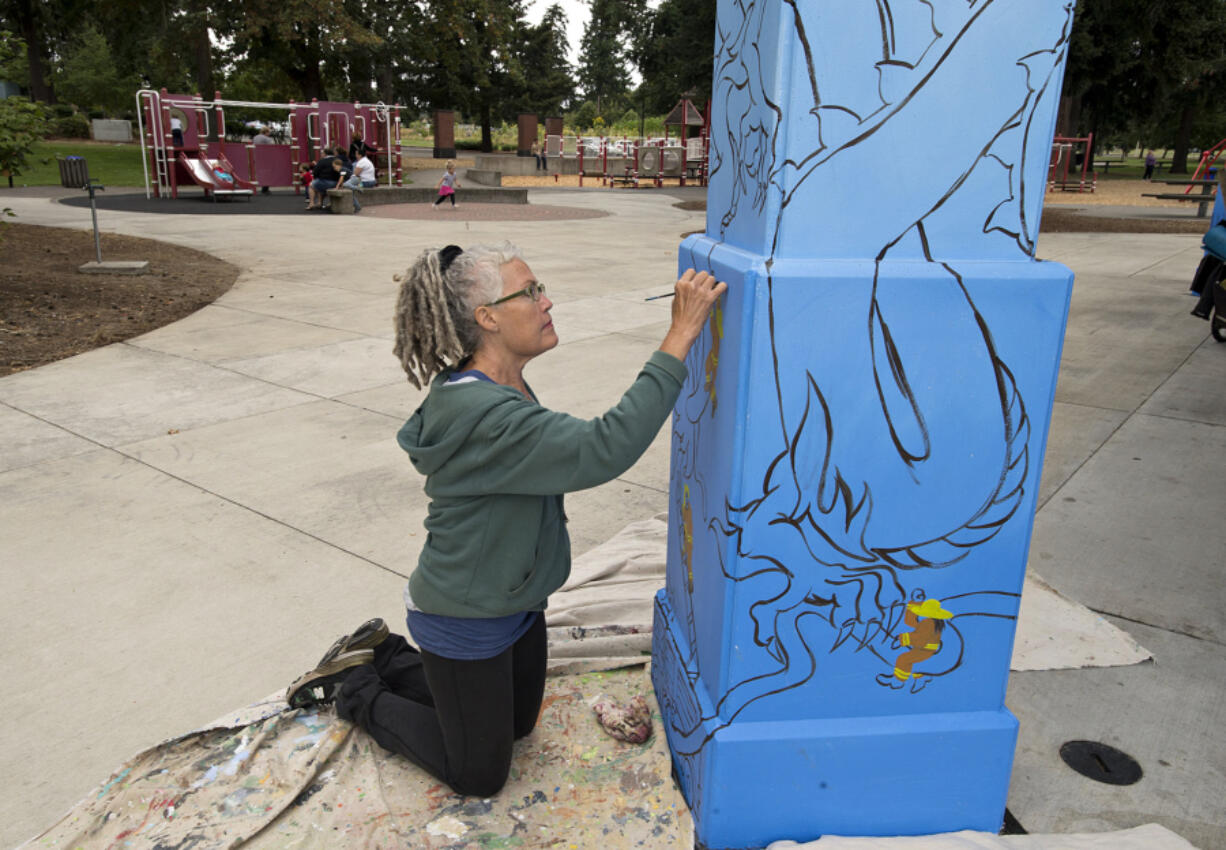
[[5, 139, 148, 188]]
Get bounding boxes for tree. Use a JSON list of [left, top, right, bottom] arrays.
[[570, 99, 597, 130], [1062, 0, 1226, 170], [1138, 0, 1226, 172], [0, 27, 27, 87], [1061, 0, 1147, 156], [577, 0, 641, 117], [0, 0, 55, 101], [218, 0, 383, 101], [419, 0, 527, 151], [516, 4, 574, 116], [630, 0, 715, 114], [53, 24, 139, 114], [0, 95, 47, 187]]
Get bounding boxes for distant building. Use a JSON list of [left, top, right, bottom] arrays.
[[0, 80, 24, 98]]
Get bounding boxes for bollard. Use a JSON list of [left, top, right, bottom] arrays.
[[652, 3, 1078, 848]]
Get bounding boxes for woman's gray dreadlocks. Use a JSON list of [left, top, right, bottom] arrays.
[[392, 242, 522, 387]]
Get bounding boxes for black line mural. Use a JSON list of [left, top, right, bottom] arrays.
[[656, 0, 1077, 778]]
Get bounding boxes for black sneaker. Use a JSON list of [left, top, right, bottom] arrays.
[[343, 618, 389, 653], [314, 618, 390, 668], [286, 649, 374, 708]]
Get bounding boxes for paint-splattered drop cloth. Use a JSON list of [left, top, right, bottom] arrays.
[[24, 668, 690, 850]]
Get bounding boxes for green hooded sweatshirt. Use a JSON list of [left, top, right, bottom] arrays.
[[396, 350, 687, 618]]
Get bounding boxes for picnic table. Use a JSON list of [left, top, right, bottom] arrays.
[[1141, 178, 1219, 217]]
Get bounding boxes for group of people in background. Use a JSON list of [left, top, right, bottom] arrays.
[[303, 131, 378, 212], [285, 128, 541, 212]]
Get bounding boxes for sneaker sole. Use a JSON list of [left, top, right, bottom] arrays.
[[286, 649, 374, 708], [344, 618, 389, 653], [315, 618, 390, 668]]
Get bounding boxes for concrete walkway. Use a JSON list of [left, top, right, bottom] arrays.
[[0, 189, 1223, 848]]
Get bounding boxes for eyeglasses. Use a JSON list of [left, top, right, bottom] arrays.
[[485, 281, 546, 306]]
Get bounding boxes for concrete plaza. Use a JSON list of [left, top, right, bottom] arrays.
[[0, 186, 1222, 848]]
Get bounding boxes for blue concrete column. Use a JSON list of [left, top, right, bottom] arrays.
[[652, 3, 1078, 848]]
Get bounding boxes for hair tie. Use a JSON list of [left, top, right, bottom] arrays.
[[439, 245, 463, 274]]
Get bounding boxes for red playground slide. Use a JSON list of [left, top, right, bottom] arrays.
[[176, 153, 256, 201]]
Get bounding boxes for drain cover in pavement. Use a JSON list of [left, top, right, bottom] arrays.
[[1059, 740, 1143, 785]]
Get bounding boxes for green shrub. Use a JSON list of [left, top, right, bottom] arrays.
[[50, 103, 75, 118], [569, 101, 598, 132], [0, 97, 49, 186], [48, 113, 91, 138], [87, 109, 105, 120]]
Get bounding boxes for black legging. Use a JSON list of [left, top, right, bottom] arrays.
[[337, 613, 547, 797], [433, 192, 456, 206]]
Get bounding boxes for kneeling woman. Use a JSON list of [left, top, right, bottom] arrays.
[[287, 242, 725, 796]]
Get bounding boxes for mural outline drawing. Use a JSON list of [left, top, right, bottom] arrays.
[[653, 1, 1078, 844]]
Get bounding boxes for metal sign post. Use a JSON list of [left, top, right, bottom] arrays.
[[84, 178, 105, 263]]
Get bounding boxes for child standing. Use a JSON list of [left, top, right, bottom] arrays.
[[432, 161, 459, 209]]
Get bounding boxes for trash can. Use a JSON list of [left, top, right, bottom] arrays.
[[58, 156, 89, 189]]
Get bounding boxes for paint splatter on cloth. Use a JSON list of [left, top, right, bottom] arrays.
[[25, 667, 691, 849]]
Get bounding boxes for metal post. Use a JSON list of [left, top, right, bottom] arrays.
[[85, 180, 105, 263]]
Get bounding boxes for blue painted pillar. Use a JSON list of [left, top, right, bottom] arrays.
[[652, 3, 1078, 847]]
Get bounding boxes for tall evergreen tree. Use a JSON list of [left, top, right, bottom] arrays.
[[631, 0, 715, 114], [517, 4, 574, 116], [53, 23, 140, 113], [577, 0, 641, 116]]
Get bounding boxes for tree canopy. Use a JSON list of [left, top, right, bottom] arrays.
[[11, 0, 1223, 167], [0, 0, 588, 149], [1062, 0, 1226, 171]]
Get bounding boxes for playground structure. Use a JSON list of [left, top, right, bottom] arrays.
[[136, 89, 404, 200], [1188, 136, 1226, 189], [1048, 134, 1096, 193], [543, 99, 710, 189]]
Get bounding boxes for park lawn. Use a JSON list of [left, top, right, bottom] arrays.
[[6, 139, 148, 188]]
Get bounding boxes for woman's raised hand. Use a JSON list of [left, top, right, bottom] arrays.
[[659, 269, 728, 361]]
